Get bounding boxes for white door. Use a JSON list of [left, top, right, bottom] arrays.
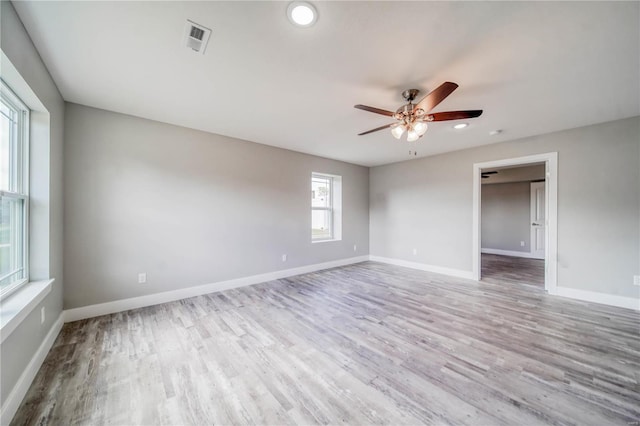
[[530, 181, 545, 259]]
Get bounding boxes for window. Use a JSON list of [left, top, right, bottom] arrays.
[[311, 173, 342, 241], [0, 81, 29, 298]]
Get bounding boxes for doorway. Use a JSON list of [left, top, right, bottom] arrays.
[[472, 153, 558, 294]]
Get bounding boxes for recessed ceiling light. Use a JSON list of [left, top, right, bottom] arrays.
[[287, 2, 317, 27], [453, 123, 468, 130]]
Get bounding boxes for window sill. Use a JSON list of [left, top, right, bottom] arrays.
[[312, 239, 342, 244], [0, 279, 54, 344]]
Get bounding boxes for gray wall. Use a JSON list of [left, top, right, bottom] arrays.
[[0, 1, 65, 408], [481, 182, 531, 252], [63, 103, 369, 309], [370, 116, 640, 298]]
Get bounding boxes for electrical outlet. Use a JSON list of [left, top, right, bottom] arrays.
[[353, 244, 357, 252], [520, 241, 525, 247], [634, 275, 640, 286], [40, 306, 45, 324], [412, 248, 418, 256], [138, 273, 147, 284], [282, 254, 287, 262]]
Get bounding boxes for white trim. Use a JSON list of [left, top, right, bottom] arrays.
[[546, 154, 559, 293], [472, 166, 481, 280], [550, 287, 639, 311], [369, 256, 474, 280], [371, 254, 637, 311], [64, 256, 369, 322], [481, 248, 540, 259], [0, 80, 31, 299], [0, 313, 63, 425], [0, 279, 54, 344], [473, 152, 558, 294], [311, 172, 342, 243]]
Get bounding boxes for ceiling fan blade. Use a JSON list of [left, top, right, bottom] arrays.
[[358, 123, 395, 136], [429, 110, 483, 121], [354, 104, 395, 117], [414, 82, 459, 114]]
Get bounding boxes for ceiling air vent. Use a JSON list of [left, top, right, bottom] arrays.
[[183, 20, 211, 54]]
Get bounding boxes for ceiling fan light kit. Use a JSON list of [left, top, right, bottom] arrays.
[[354, 82, 483, 142]]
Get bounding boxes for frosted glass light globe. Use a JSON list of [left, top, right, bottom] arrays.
[[391, 124, 405, 139], [413, 121, 428, 136]]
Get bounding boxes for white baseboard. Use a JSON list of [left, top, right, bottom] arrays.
[[61, 253, 639, 321], [369, 255, 475, 280], [551, 287, 639, 311], [64, 256, 369, 323], [370, 256, 638, 311], [481, 248, 542, 259], [0, 313, 63, 425]]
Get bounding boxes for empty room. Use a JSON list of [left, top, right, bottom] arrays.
[[1, 1, 639, 425]]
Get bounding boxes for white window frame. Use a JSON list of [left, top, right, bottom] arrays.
[[311, 172, 342, 242], [0, 80, 30, 299]]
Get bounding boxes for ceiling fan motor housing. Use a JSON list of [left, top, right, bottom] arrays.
[[394, 104, 413, 121], [395, 103, 430, 123]]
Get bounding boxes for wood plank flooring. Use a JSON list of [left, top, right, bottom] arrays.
[[12, 261, 640, 425], [482, 253, 545, 287]]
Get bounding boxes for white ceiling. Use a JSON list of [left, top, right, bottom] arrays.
[[12, 1, 640, 167]]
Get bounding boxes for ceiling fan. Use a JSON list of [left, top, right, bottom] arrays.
[[354, 82, 482, 141]]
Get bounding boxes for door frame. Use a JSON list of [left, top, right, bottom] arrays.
[[472, 152, 558, 294]]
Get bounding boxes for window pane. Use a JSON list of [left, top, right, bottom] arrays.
[[312, 209, 332, 240], [0, 196, 26, 291], [312, 176, 331, 208], [0, 100, 16, 192]]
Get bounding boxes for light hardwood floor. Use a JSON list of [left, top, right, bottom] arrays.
[[481, 253, 545, 287], [12, 261, 640, 425]]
